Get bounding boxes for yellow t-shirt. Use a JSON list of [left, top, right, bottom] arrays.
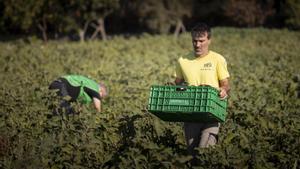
[[175, 51, 230, 88]]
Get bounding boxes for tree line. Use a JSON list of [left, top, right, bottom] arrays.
[[0, 0, 299, 42]]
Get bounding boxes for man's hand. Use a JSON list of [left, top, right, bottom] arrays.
[[174, 78, 185, 85], [165, 81, 175, 85], [93, 98, 101, 112], [219, 87, 228, 99], [219, 78, 230, 99]]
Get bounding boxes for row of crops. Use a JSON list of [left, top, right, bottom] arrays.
[[0, 28, 300, 168]]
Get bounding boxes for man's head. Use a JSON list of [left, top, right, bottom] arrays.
[[99, 83, 108, 99], [191, 23, 211, 57]]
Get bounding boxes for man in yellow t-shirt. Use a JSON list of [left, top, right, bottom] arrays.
[[174, 23, 230, 156]]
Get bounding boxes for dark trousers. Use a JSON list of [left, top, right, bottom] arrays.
[[49, 80, 75, 114]]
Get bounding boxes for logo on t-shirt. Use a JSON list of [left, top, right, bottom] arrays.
[[200, 62, 213, 70], [204, 63, 212, 67]]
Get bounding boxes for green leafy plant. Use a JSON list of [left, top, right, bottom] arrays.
[[0, 28, 299, 168]]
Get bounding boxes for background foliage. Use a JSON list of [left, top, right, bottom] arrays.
[[1, 0, 300, 41], [0, 28, 300, 168]]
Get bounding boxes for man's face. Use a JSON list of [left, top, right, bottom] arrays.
[[192, 32, 211, 57]]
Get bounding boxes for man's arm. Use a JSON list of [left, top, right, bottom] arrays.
[[93, 98, 101, 112], [219, 78, 230, 99]]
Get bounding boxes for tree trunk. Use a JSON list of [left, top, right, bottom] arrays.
[[79, 30, 84, 42], [78, 21, 90, 42], [99, 18, 107, 41], [91, 18, 107, 41], [38, 17, 48, 42], [174, 20, 186, 38]]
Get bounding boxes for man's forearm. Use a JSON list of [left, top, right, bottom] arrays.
[[219, 78, 230, 98], [93, 98, 101, 112]]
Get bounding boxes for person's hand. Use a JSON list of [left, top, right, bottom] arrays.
[[165, 81, 175, 85], [219, 88, 228, 99], [93, 98, 101, 112]]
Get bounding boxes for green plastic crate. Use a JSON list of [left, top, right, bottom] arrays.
[[147, 85, 228, 122]]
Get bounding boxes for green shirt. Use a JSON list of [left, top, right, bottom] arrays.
[[62, 75, 99, 104]]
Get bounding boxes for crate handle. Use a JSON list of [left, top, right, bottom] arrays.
[[176, 87, 187, 91]]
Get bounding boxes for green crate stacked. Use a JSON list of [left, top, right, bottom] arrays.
[[147, 85, 228, 122]]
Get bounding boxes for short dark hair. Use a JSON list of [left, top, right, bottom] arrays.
[[191, 23, 211, 39]]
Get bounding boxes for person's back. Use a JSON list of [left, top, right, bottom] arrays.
[[49, 74, 108, 114], [61, 75, 100, 104]]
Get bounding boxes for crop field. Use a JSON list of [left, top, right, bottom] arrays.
[[0, 28, 300, 169]]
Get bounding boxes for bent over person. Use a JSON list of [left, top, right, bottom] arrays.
[[174, 23, 230, 156], [49, 75, 108, 114]]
